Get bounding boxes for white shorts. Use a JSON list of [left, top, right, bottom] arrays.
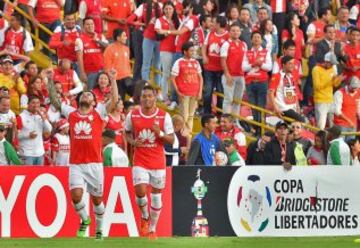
[[69, 163, 104, 197], [132, 166, 166, 189]]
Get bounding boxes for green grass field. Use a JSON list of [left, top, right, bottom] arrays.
[[0, 237, 360, 248]]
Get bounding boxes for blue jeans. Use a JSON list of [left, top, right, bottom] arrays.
[[87, 72, 100, 90], [160, 51, 174, 101], [203, 70, 223, 114], [130, 29, 143, 82], [141, 38, 161, 85], [302, 55, 316, 106], [246, 82, 268, 123], [22, 156, 44, 166]]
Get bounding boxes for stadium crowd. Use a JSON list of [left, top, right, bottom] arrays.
[[0, 0, 359, 167]]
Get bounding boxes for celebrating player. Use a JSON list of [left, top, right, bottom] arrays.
[[125, 85, 175, 239], [45, 68, 119, 240]]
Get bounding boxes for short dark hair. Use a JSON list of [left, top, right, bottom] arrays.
[[24, 61, 36, 70], [257, 7, 268, 13], [11, 12, 23, 23], [350, 27, 360, 34], [283, 39, 296, 50], [240, 7, 250, 14], [182, 41, 194, 53], [264, 131, 274, 137], [221, 113, 233, 121], [142, 84, 156, 95], [281, 55, 294, 65], [318, 7, 330, 19], [83, 17, 94, 25], [324, 24, 335, 33], [113, 28, 125, 42], [201, 114, 216, 127], [28, 95, 41, 103], [230, 23, 241, 29], [251, 31, 262, 39], [102, 129, 116, 139], [200, 14, 211, 24], [216, 15, 227, 28]]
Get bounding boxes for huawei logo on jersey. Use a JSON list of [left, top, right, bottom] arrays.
[[138, 129, 157, 147], [74, 121, 92, 140]]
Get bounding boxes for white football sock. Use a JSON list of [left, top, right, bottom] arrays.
[[74, 198, 88, 222], [136, 196, 149, 219], [149, 193, 162, 233], [94, 202, 105, 232]]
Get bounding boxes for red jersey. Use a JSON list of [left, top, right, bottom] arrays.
[[215, 127, 247, 160], [220, 39, 247, 76], [334, 88, 359, 128], [128, 3, 163, 40], [343, 43, 360, 79], [270, 0, 287, 13], [0, 28, 25, 57], [171, 58, 202, 96], [92, 87, 110, 104], [175, 15, 199, 53], [281, 28, 304, 61], [105, 114, 125, 148], [49, 25, 81, 62], [53, 68, 75, 94], [204, 30, 230, 71], [34, 0, 61, 23], [127, 108, 170, 169], [244, 47, 269, 83], [155, 16, 176, 53], [81, 0, 103, 34], [68, 109, 104, 164], [77, 33, 104, 73]]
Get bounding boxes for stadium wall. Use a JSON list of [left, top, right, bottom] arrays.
[[1, 166, 360, 238]]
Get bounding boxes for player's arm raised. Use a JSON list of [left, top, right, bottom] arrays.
[[106, 68, 119, 113]]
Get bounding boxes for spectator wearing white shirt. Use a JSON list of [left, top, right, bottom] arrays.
[[17, 95, 52, 165], [102, 129, 129, 167], [0, 95, 16, 143]]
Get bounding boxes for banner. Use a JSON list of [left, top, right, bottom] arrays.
[[0, 166, 172, 238], [172, 166, 360, 237], [228, 166, 360, 237]]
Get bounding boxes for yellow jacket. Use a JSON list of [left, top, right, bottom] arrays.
[[312, 65, 342, 104], [0, 73, 26, 114]]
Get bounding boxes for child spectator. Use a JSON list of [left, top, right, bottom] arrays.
[[51, 118, 70, 166], [307, 130, 328, 165], [223, 138, 245, 166], [0, 124, 21, 165]]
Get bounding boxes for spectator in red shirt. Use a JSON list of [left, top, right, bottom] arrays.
[[215, 113, 247, 160], [202, 15, 229, 114], [171, 41, 203, 132], [28, 0, 63, 59], [79, 0, 103, 34], [242, 31, 272, 134], [344, 27, 360, 80], [220, 23, 247, 116], [91, 72, 111, 104], [155, 1, 180, 103], [75, 17, 108, 90], [127, 0, 163, 86], [49, 13, 81, 71], [22, 61, 38, 87], [281, 12, 305, 61]]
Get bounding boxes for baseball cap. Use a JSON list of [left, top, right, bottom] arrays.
[[275, 120, 288, 130], [56, 118, 69, 130], [350, 76, 360, 89], [324, 52, 338, 65], [1, 56, 14, 64]]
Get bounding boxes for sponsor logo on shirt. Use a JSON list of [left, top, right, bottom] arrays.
[[74, 121, 92, 139], [138, 129, 156, 147]]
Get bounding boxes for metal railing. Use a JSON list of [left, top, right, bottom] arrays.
[[214, 91, 360, 137], [3, 0, 56, 55]]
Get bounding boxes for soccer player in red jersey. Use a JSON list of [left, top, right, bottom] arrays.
[[46, 68, 119, 240], [125, 85, 175, 239]]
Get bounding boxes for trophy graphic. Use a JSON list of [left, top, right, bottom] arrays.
[[191, 169, 209, 237]]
